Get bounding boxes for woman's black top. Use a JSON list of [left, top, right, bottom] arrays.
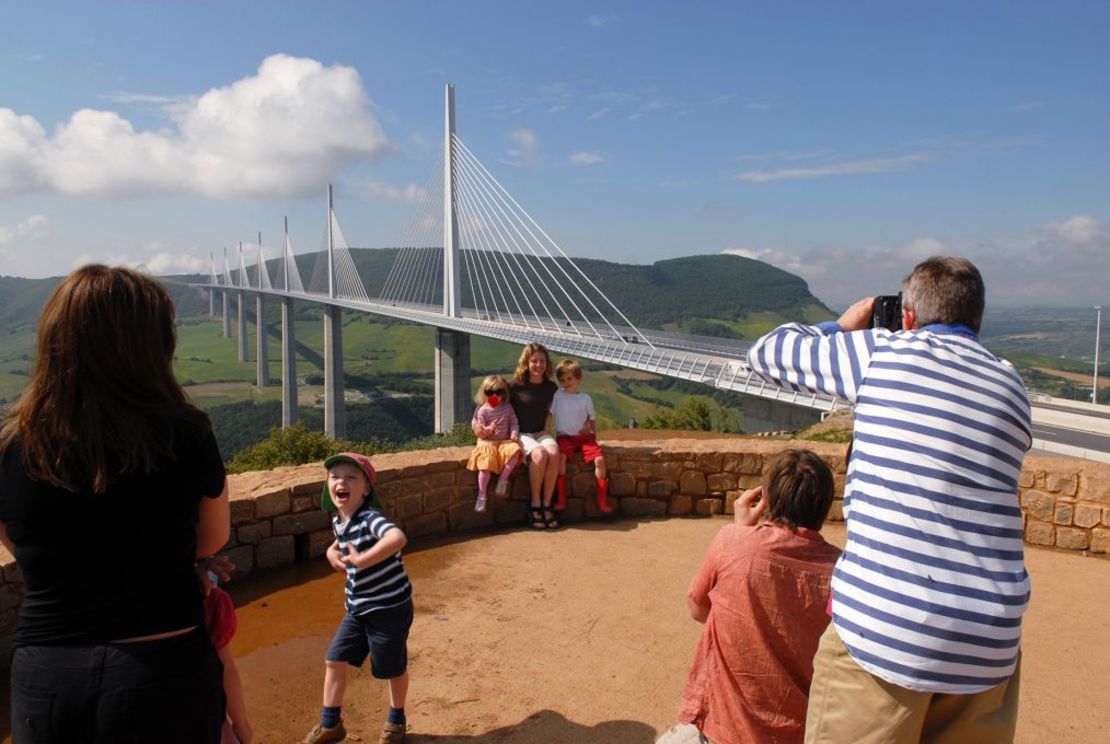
[[509, 378, 558, 434], [0, 420, 225, 646]]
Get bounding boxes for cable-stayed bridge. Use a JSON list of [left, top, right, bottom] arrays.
[[193, 86, 842, 439]]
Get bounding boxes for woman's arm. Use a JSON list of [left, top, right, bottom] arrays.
[[196, 479, 231, 558], [217, 644, 253, 743], [0, 521, 13, 553]]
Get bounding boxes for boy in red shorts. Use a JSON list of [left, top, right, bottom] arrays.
[[552, 359, 613, 513]]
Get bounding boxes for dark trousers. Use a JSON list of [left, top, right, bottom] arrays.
[[10, 627, 225, 744]]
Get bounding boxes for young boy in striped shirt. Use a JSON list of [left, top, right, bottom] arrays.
[[303, 452, 413, 744]]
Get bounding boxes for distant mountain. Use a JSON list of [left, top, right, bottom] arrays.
[[0, 251, 833, 340]]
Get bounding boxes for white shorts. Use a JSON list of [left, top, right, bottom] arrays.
[[519, 432, 557, 456]]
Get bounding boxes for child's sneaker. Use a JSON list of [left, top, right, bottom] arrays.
[[303, 720, 347, 744], [475, 494, 487, 512], [494, 479, 509, 497]]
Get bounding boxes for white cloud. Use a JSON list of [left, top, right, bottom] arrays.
[[144, 251, 207, 275], [735, 154, 933, 183], [722, 215, 1110, 309], [569, 151, 603, 166], [359, 177, 427, 203], [587, 14, 616, 27], [1044, 214, 1099, 243], [1012, 101, 1042, 111], [499, 129, 540, 167], [0, 214, 48, 244], [0, 54, 390, 199]]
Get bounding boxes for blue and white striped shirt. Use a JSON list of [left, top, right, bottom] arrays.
[[333, 504, 413, 616], [748, 321, 1031, 693]]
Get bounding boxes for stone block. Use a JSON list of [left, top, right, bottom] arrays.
[[404, 512, 448, 539], [1053, 502, 1074, 526], [1055, 527, 1089, 551], [1089, 528, 1110, 554], [680, 471, 707, 497], [291, 495, 316, 514], [218, 545, 254, 579], [424, 487, 454, 512], [707, 473, 737, 491], [620, 497, 668, 517], [395, 494, 425, 518], [637, 480, 648, 497], [272, 510, 332, 536], [695, 452, 722, 472], [610, 472, 636, 497], [669, 495, 693, 515], [572, 471, 596, 496], [1045, 470, 1078, 496], [229, 497, 255, 525], [1018, 469, 1035, 489], [725, 491, 740, 514], [254, 489, 291, 520], [604, 453, 620, 471], [398, 465, 427, 479], [447, 503, 495, 531], [1104, 508, 1110, 526], [377, 480, 408, 500], [291, 480, 324, 501], [648, 481, 675, 497], [256, 535, 295, 569], [1024, 520, 1054, 547], [1020, 490, 1055, 522], [494, 500, 529, 525], [425, 459, 458, 473], [649, 461, 683, 480], [1082, 473, 1110, 503], [695, 498, 723, 516], [427, 471, 456, 488], [305, 529, 335, 559], [237, 521, 272, 545], [1074, 504, 1102, 529], [375, 468, 396, 483], [739, 474, 763, 489]]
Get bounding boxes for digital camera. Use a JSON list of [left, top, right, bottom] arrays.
[[870, 293, 903, 331]]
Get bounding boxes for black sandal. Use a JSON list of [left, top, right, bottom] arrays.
[[529, 507, 547, 530], [543, 506, 559, 529]]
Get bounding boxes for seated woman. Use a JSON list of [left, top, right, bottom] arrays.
[[506, 342, 560, 529], [660, 449, 841, 744]]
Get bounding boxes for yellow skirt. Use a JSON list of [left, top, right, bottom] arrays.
[[466, 439, 523, 472]]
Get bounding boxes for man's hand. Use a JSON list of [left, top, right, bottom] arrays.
[[733, 486, 768, 527], [837, 297, 875, 332]]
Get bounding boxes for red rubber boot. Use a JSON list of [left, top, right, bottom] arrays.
[[596, 477, 613, 513], [554, 475, 567, 511]]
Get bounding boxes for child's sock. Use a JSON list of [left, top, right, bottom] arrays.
[[388, 706, 406, 725], [477, 470, 492, 497], [322, 705, 342, 728]]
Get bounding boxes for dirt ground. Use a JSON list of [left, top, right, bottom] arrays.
[[217, 518, 1106, 744]]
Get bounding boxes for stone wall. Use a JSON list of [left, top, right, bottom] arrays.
[[2, 439, 1109, 656]]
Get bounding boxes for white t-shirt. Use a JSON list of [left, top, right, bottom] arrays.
[[551, 389, 595, 436]]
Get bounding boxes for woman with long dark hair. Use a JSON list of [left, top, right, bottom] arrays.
[[0, 265, 230, 743]]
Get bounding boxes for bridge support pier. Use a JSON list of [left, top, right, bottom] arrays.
[[434, 328, 471, 433], [324, 305, 345, 439], [256, 296, 269, 387], [281, 297, 298, 427], [237, 292, 249, 362], [221, 291, 230, 338], [209, 289, 214, 318]]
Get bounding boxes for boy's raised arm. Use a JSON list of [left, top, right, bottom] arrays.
[[342, 527, 408, 570]]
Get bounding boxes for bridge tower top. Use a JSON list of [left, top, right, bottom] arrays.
[[443, 83, 461, 318]]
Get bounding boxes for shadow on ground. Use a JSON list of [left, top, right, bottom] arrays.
[[405, 709, 657, 743]]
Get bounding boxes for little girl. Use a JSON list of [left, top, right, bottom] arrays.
[[467, 375, 523, 512]]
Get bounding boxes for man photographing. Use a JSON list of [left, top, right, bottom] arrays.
[[747, 256, 1032, 743]]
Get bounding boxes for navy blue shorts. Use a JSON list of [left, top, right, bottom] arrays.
[[325, 599, 414, 679]]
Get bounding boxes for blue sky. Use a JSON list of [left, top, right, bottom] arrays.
[[0, 1, 1107, 308]]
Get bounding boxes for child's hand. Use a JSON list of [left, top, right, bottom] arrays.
[[326, 542, 346, 572], [733, 486, 767, 527], [578, 423, 592, 436]]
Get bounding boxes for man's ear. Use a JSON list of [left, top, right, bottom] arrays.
[[902, 307, 915, 331]]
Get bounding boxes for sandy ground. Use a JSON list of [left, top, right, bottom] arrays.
[[204, 518, 1107, 744]]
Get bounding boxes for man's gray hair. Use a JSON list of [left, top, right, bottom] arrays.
[[902, 256, 985, 333]]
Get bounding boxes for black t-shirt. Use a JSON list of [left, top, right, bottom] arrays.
[[509, 378, 558, 434], [0, 419, 226, 646]]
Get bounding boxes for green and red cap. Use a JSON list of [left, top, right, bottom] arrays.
[[321, 452, 384, 512]]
